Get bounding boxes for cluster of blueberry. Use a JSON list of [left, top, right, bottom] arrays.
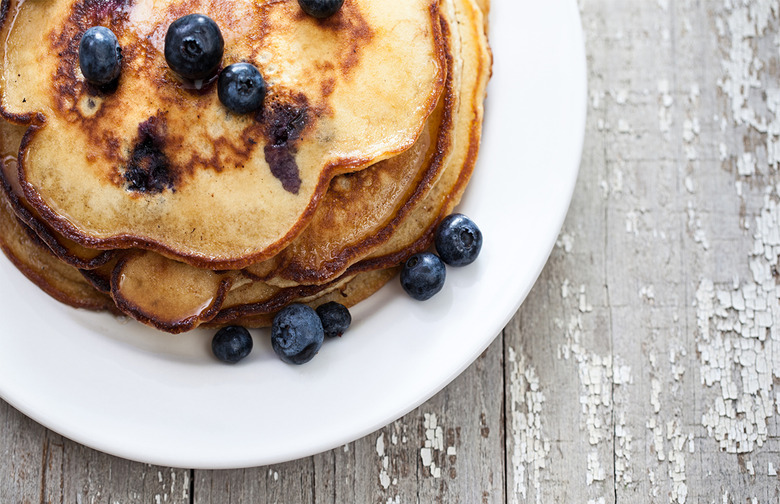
[[77, 0, 344, 112], [400, 213, 482, 301], [212, 301, 351, 365]]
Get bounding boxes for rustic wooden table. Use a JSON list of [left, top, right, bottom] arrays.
[[3, 1, 780, 502]]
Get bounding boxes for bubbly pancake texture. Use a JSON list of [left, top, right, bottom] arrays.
[[0, 0, 446, 268]]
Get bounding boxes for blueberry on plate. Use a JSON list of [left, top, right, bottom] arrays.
[[435, 213, 483, 266], [78, 26, 122, 85], [400, 252, 446, 301], [211, 325, 253, 363], [298, 0, 344, 18], [271, 304, 325, 365], [316, 301, 351, 338], [218, 63, 267, 114], [164, 14, 224, 81]]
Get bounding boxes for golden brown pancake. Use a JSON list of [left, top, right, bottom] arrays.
[[0, 188, 116, 312], [474, 0, 490, 32], [0, 0, 491, 334], [210, 267, 400, 328], [339, 0, 490, 276], [1, 0, 446, 268], [110, 251, 235, 332], [0, 108, 424, 331], [0, 122, 116, 270], [102, 77, 449, 331]]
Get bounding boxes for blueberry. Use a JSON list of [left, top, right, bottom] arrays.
[[400, 252, 446, 301], [316, 301, 351, 338], [435, 213, 483, 266], [271, 304, 325, 364], [164, 14, 224, 81], [217, 63, 267, 114], [298, 0, 344, 18], [211, 325, 253, 363], [78, 26, 122, 85]]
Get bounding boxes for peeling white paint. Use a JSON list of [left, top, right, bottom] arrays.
[[646, 337, 694, 503], [613, 361, 633, 486], [696, 188, 780, 455], [558, 304, 627, 496], [687, 201, 710, 250], [666, 420, 689, 503], [640, 285, 656, 304], [613, 88, 628, 105], [420, 413, 445, 479], [508, 346, 550, 504], [377, 433, 391, 489], [579, 285, 594, 313], [720, 143, 730, 161], [737, 152, 756, 176], [587, 450, 606, 485], [684, 176, 695, 194], [717, 0, 780, 170], [556, 232, 575, 253], [658, 79, 674, 133]]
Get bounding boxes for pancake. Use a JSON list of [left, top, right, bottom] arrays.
[[102, 77, 449, 331], [110, 251, 235, 332], [0, 122, 116, 270], [345, 0, 490, 275], [1, 0, 446, 268], [0, 101, 441, 331], [0, 0, 491, 334], [244, 0, 491, 287], [210, 267, 400, 327], [98, 0, 478, 331], [0, 187, 116, 312]]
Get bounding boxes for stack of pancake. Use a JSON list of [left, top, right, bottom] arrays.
[[0, 0, 491, 333]]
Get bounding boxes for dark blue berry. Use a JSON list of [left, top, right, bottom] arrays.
[[211, 325, 253, 363], [298, 0, 344, 18], [164, 14, 224, 81], [271, 304, 325, 365], [78, 26, 122, 85], [217, 63, 267, 114], [316, 301, 351, 338], [400, 252, 446, 301], [435, 213, 483, 266]]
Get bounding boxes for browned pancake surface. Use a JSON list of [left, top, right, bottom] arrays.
[[0, 0, 491, 334], [1, 0, 446, 268]]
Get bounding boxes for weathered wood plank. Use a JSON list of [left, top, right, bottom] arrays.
[[501, 0, 780, 503], [0, 399, 190, 503], [0, 400, 49, 504]]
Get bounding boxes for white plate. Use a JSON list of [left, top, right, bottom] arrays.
[[0, 0, 586, 469]]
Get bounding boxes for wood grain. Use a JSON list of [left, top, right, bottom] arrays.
[[3, 0, 780, 502]]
